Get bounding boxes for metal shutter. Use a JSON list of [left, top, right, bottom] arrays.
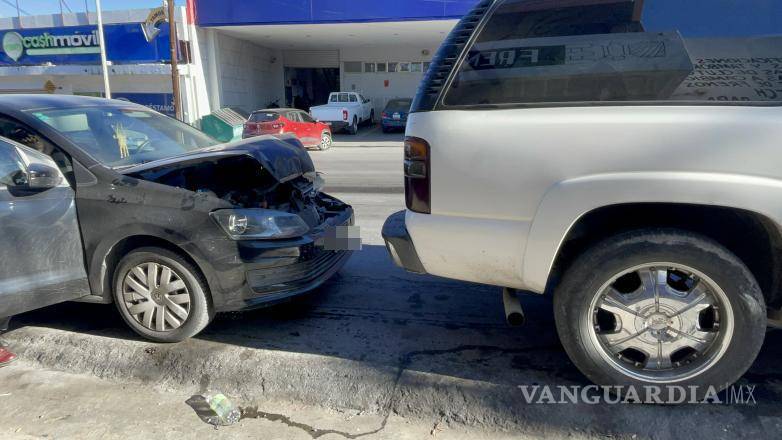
[[282, 50, 340, 68]]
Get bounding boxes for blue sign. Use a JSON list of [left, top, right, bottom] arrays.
[[0, 23, 173, 66], [112, 93, 176, 117], [194, 0, 478, 26]]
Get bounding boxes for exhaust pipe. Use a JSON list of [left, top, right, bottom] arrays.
[[502, 288, 525, 326]]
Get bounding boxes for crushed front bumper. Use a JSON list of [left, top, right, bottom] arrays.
[[212, 195, 356, 311], [381, 210, 426, 274]]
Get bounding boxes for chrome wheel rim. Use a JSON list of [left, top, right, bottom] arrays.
[[321, 132, 331, 149], [586, 263, 734, 382], [122, 262, 191, 332]]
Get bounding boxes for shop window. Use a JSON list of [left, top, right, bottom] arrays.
[[399, 62, 410, 73], [343, 61, 362, 73], [410, 62, 423, 73], [377, 63, 387, 73], [365, 63, 376, 73], [388, 62, 398, 73]]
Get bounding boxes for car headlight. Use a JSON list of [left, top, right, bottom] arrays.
[[210, 209, 309, 240]]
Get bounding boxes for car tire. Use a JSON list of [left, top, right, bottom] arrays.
[[553, 229, 766, 401], [369, 110, 375, 126], [318, 130, 332, 150], [349, 116, 358, 135], [113, 247, 214, 343]]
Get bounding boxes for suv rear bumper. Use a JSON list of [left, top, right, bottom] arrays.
[[382, 210, 426, 274]]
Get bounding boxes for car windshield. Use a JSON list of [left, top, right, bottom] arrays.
[[386, 99, 412, 112], [27, 106, 219, 168]]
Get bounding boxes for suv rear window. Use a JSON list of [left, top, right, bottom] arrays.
[[443, 0, 782, 107], [249, 112, 280, 122]]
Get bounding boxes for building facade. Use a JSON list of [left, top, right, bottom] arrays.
[[0, 1, 479, 124]]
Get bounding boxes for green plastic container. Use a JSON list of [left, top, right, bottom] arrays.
[[200, 107, 249, 143]]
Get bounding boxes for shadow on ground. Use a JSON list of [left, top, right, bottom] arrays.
[[8, 245, 782, 438]]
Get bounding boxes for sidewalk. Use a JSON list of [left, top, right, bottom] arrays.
[[0, 362, 527, 440]]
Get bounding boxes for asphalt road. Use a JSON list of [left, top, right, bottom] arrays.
[[3, 147, 782, 439]]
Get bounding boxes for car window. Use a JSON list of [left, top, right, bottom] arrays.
[[0, 141, 25, 187], [330, 93, 351, 103], [349, 94, 358, 103], [28, 106, 218, 168], [286, 111, 301, 122], [0, 117, 75, 183], [443, 0, 782, 107], [299, 112, 315, 123], [249, 112, 279, 122], [386, 99, 413, 111]]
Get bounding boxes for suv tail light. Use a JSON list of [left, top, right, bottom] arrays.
[[404, 136, 431, 214], [342, 109, 349, 121]]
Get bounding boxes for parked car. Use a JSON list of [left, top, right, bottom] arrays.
[[380, 98, 412, 133], [243, 108, 333, 150], [310, 92, 373, 135], [0, 95, 354, 342], [382, 0, 781, 398]]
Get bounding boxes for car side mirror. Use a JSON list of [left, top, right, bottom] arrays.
[[26, 163, 62, 190]]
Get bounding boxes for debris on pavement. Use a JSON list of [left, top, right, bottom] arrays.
[[186, 393, 241, 426]]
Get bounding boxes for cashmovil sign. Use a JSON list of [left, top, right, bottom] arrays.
[[2, 30, 101, 61], [0, 22, 173, 66]]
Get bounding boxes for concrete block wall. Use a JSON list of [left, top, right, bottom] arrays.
[[214, 32, 283, 113]]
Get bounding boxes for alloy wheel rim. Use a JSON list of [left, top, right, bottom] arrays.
[[122, 262, 191, 332], [586, 262, 734, 382], [321, 133, 331, 148]]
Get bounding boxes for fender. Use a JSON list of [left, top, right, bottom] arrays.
[[87, 222, 218, 302], [522, 172, 782, 293]]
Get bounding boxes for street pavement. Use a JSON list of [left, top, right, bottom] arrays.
[[2, 147, 782, 439]]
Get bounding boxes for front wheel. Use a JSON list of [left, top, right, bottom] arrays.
[[318, 130, 332, 150], [113, 247, 214, 342], [554, 229, 766, 400]]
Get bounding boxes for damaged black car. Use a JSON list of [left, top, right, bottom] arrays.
[[0, 95, 354, 342]]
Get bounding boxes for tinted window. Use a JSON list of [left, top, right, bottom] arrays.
[[349, 94, 358, 103], [0, 141, 24, 187], [386, 99, 413, 111], [444, 0, 782, 106], [249, 112, 279, 122], [299, 112, 315, 123]]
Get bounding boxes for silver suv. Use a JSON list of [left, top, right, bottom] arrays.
[[383, 0, 781, 397]]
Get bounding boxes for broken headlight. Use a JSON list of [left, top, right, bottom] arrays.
[[210, 209, 309, 240]]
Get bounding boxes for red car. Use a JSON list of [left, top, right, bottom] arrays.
[[243, 108, 333, 150]]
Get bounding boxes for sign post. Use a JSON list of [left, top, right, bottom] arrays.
[[166, 0, 182, 120], [95, 0, 111, 98]]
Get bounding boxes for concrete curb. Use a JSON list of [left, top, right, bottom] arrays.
[[3, 325, 763, 438]]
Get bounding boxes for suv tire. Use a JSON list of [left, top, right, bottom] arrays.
[[113, 247, 214, 342], [554, 229, 765, 400]]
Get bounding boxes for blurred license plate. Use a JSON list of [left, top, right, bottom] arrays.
[[393, 113, 401, 120]]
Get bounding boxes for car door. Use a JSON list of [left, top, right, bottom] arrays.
[[0, 139, 90, 318], [284, 111, 303, 139], [297, 111, 320, 145]]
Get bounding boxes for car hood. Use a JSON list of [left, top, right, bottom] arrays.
[[119, 134, 315, 183]]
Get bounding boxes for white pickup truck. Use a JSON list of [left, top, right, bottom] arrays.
[[310, 92, 373, 135]]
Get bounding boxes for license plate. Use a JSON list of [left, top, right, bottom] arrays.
[[392, 113, 401, 120]]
